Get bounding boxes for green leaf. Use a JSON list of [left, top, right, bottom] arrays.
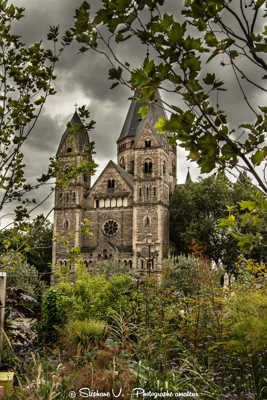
[[203, 73, 215, 85], [205, 32, 217, 47], [168, 22, 186, 46], [237, 200, 255, 211], [138, 105, 148, 119], [255, 0, 265, 8], [251, 149, 267, 166], [108, 67, 122, 81], [154, 117, 167, 133]]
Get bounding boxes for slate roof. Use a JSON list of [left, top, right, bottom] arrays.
[[114, 161, 134, 188], [57, 111, 89, 155], [117, 90, 167, 145]]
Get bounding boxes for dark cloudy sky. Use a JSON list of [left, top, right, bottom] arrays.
[[2, 0, 266, 225]]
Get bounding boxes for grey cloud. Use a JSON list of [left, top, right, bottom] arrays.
[[3, 0, 264, 221], [25, 114, 60, 153]]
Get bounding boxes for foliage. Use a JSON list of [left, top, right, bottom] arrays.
[[66, 318, 106, 345], [39, 267, 134, 344], [217, 191, 267, 258], [38, 287, 67, 343], [0, 329, 20, 371], [0, 1, 58, 217], [129, 357, 220, 398], [223, 285, 267, 355], [169, 174, 265, 271], [5, 250, 267, 399], [162, 254, 221, 296], [1, 256, 45, 359], [6, 353, 72, 400], [93, 250, 132, 279], [0, 215, 53, 284], [0, 1, 96, 225], [2, 253, 45, 298], [246, 259, 267, 278], [70, 0, 267, 193]]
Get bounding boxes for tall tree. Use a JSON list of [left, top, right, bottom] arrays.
[[0, 1, 96, 226], [70, 0, 267, 193], [0, 215, 53, 282], [0, 2, 59, 220], [169, 174, 264, 272]]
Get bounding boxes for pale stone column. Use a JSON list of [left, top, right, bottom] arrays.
[[75, 209, 81, 248], [157, 206, 163, 271]]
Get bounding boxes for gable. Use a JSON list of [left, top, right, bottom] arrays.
[[90, 161, 133, 198], [135, 121, 161, 148]]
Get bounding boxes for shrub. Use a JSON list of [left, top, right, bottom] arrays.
[[162, 255, 221, 296], [39, 268, 134, 344], [66, 319, 106, 345], [223, 285, 267, 355], [38, 287, 68, 343], [2, 254, 45, 298]]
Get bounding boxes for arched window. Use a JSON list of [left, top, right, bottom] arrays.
[[163, 161, 166, 175], [120, 157, 125, 169], [145, 140, 151, 148], [139, 187, 142, 199], [64, 220, 69, 230], [129, 260, 132, 269], [67, 147, 72, 153], [72, 191, 76, 201], [66, 192, 69, 201], [153, 187, 157, 197], [129, 160, 134, 175], [144, 161, 152, 174]]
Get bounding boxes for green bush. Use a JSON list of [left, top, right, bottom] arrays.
[[39, 268, 134, 344], [162, 255, 221, 296], [38, 287, 68, 343], [2, 254, 45, 298], [223, 285, 267, 354], [66, 318, 106, 345]]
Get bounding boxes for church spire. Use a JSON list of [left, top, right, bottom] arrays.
[[117, 89, 166, 144], [57, 110, 88, 156]]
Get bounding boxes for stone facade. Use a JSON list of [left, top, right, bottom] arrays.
[[52, 92, 177, 272]]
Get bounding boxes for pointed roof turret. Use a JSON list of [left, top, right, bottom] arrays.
[[185, 168, 192, 184], [117, 89, 166, 144], [57, 111, 89, 155]]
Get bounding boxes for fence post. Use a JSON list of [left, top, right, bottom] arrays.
[[0, 272, 6, 349]]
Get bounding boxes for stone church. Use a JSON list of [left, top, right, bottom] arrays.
[[52, 91, 177, 272]]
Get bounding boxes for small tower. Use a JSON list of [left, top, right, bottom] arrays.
[[52, 111, 91, 268], [117, 90, 177, 270]]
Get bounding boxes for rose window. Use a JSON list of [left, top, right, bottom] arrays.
[[103, 220, 118, 236]]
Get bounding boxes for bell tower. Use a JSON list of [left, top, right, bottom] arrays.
[[117, 91, 177, 270], [52, 111, 91, 268]]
